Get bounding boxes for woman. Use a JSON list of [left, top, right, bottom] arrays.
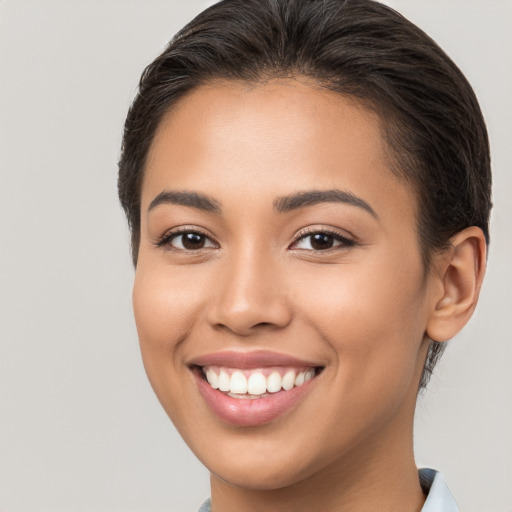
[[118, 0, 490, 510]]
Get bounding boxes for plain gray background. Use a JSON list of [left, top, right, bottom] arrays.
[[0, 1, 510, 511]]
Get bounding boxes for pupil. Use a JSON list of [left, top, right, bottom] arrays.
[[182, 233, 205, 249], [311, 233, 333, 250]]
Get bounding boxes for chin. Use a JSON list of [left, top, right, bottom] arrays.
[[207, 456, 315, 491]]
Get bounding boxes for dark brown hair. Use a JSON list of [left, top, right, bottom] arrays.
[[118, 0, 492, 389]]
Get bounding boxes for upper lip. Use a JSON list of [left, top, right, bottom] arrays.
[[188, 350, 322, 369]]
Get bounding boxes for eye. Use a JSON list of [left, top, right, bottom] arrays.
[[291, 230, 355, 251], [157, 229, 218, 251]]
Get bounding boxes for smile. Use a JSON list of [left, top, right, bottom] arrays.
[[202, 366, 317, 398], [189, 351, 324, 426]]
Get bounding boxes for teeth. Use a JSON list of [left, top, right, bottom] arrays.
[[266, 371, 282, 393], [282, 370, 296, 390], [206, 368, 219, 389], [218, 370, 230, 392], [204, 366, 317, 396], [230, 371, 248, 394], [304, 368, 315, 382], [294, 371, 305, 386], [247, 372, 267, 395]]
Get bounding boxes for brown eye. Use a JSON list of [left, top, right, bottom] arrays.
[[163, 231, 217, 251], [309, 233, 335, 250], [180, 233, 206, 249], [291, 230, 355, 251]]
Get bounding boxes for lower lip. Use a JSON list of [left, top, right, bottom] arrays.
[[194, 370, 317, 427]]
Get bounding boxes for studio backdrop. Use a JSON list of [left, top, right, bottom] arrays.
[[0, 1, 510, 511]]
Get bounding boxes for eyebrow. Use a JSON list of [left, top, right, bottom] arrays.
[[273, 189, 378, 218], [148, 190, 221, 214]]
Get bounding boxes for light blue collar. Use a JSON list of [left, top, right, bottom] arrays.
[[419, 468, 460, 511]]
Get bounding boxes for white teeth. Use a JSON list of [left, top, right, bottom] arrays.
[[204, 367, 317, 396], [304, 368, 315, 382], [266, 371, 282, 393], [218, 370, 230, 392], [247, 372, 267, 395], [230, 371, 248, 394], [206, 368, 219, 389], [282, 370, 296, 391]]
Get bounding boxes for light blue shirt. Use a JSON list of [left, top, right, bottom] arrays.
[[420, 468, 459, 512], [198, 468, 459, 512]]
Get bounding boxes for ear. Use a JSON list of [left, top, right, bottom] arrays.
[[426, 227, 487, 342]]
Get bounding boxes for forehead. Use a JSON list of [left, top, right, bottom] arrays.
[[142, 79, 417, 223]]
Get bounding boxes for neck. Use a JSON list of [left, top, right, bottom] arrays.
[[209, 422, 425, 512], [209, 372, 427, 512]]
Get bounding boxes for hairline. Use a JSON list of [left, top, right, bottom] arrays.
[[133, 75, 440, 274]]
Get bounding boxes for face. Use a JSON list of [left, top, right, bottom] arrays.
[[133, 79, 436, 490]]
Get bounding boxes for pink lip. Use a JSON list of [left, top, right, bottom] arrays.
[[189, 350, 320, 369], [189, 351, 322, 427], [194, 372, 317, 427]]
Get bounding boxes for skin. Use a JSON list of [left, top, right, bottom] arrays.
[[133, 79, 486, 512]]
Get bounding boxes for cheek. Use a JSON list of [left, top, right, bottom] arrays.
[[133, 264, 201, 341], [293, 271, 427, 454], [295, 255, 428, 388], [131, 265, 211, 433], [132, 266, 204, 386]]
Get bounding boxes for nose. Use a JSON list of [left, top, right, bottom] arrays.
[[206, 248, 292, 337]]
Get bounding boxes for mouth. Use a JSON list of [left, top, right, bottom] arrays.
[[189, 351, 324, 426], [197, 365, 319, 399]]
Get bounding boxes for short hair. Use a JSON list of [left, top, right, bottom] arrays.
[[118, 0, 492, 389]]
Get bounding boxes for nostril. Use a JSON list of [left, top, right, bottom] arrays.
[[254, 322, 273, 328], [206, 287, 293, 335]]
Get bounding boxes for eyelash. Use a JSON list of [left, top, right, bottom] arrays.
[[289, 227, 356, 251], [155, 227, 356, 252], [155, 227, 218, 251]]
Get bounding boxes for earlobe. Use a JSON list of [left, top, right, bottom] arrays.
[[426, 227, 487, 342]]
